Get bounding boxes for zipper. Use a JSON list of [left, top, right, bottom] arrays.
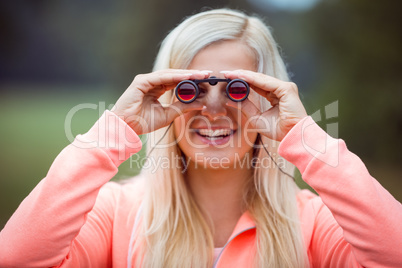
[[212, 226, 256, 268]]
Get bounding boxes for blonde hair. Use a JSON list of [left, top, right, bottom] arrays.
[[131, 8, 307, 268]]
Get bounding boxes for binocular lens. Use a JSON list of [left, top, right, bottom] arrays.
[[176, 82, 197, 103], [227, 81, 248, 101], [175, 79, 249, 103]]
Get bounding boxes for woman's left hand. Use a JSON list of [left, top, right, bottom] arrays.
[[222, 70, 308, 141]]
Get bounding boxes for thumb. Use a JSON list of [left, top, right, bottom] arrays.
[[164, 101, 204, 125], [225, 98, 261, 123]]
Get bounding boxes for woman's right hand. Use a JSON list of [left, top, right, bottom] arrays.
[[111, 69, 210, 135]]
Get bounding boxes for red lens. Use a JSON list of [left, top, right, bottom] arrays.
[[177, 82, 197, 102], [227, 81, 248, 101]]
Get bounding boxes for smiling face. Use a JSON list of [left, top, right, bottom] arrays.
[[173, 40, 260, 168]]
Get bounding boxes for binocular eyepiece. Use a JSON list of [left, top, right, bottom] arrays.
[[175, 76, 249, 103]]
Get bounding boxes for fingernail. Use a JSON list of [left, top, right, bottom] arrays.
[[220, 71, 231, 74], [182, 73, 193, 76]]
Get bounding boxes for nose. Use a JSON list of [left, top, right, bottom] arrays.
[[200, 85, 227, 120]]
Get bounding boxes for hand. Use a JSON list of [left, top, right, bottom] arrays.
[[111, 69, 210, 135], [222, 70, 308, 141]]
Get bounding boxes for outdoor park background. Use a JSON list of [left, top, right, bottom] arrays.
[[1, 0, 401, 228]]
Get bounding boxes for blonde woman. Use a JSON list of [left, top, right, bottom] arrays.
[[1, 8, 401, 268]]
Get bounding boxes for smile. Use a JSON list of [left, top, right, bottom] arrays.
[[195, 129, 236, 141]]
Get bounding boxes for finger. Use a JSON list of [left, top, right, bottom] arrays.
[[164, 100, 204, 125], [222, 70, 281, 90], [133, 73, 189, 95], [156, 69, 213, 82], [133, 70, 211, 95], [226, 97, 281, 137], [256, 105, 281, 140], [226, 99, 261, 120], [247, 86, 280, 107]]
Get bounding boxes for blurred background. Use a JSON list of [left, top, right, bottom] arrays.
[[1, 0, 401, 228]]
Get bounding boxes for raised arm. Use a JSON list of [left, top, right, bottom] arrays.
[[0, 70, 213, 267], [278, 116, 402, 267], [0, 110, 142, 267], [221, 69, 401, 267]]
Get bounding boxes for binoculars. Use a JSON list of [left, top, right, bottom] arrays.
[[175, 76, 249, 103]]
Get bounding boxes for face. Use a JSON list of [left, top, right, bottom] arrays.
[[173, 40, 260, 169]]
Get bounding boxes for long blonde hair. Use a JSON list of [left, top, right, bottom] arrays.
[[131, 8, 307, 268]]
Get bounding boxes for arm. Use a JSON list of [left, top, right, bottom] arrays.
[[0, 110, 142, 268], [278, 116, 402, 267]]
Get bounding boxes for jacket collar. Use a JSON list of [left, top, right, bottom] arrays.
[[213, 211, 257, 268], [228, 210, 256, 240]]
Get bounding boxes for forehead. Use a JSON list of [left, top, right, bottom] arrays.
[[188, 40, 258, 73]]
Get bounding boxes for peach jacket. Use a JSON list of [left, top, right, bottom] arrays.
[[0, 110, 401, 267]]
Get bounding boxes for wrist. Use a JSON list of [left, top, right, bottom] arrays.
[[75, 110, 142, 166]]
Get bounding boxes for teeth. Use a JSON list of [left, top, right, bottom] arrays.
[[198, 129, 233, 137]]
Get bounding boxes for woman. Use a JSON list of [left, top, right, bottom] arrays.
[[0, 8, 400, 268]]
